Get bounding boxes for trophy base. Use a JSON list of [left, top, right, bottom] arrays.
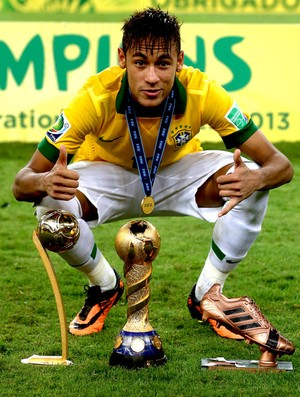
[[21, 355, 73, 366], [110, 330, 167, 369], [201, 357, 293, 372]]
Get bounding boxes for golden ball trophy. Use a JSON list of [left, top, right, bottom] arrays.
[[21, 210, 77, 366], [109, 219, 167, 368]]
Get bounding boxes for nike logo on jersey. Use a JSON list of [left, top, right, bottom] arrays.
[[99, 135, 123, 142]]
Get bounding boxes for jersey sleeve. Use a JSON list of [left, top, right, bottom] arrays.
[[38, 76, 100, 163], [202, 79, 259, 149]]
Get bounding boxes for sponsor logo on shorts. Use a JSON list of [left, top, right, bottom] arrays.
[[46, 112, 71, 142], [225, 102, 247, 130]]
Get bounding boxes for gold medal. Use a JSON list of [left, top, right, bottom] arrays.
[[141, 196, 155, 215], [126, 90, 175, 218]]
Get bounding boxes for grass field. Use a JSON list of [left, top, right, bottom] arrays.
[[0, 141, 299, 397]]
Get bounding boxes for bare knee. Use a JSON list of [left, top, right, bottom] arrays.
[[75, 191, 98, 221], [195, 164, 233, 207]]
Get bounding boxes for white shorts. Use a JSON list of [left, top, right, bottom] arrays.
[[69, 150, 254, 227]]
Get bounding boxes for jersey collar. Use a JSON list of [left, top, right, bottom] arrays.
[[116, 73, 186, 115]]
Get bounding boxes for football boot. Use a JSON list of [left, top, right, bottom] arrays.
[[200, 284, 295, 356], [69, 269, 124, 336], [188, 284, 244, 340]]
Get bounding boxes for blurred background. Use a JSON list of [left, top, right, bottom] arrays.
[[1, 0, 299, 143]]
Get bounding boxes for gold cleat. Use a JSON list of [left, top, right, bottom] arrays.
[[200, 284, 295, 366]]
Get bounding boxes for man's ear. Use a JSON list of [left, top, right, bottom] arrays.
[[176, 50, 184, 72], [118, 48, 126, 69]]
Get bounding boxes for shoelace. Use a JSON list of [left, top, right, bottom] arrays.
[[78, 286, 101, 318], [244, 298, 271, 329]]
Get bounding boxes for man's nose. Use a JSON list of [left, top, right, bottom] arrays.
[[145, 66, 159, 84]]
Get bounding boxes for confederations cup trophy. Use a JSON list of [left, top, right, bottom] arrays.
[[109, 219, 167, 368]]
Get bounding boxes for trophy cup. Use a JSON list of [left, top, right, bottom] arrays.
[[109, 219, 167, 368]]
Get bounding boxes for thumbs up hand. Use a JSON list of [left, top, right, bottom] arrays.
[[217, 149, 258, 217], [43, 145, 79, 200], [55, 144, 68, 169]]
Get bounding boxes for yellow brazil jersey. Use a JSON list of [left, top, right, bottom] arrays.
[[38, 65, 258, 168]]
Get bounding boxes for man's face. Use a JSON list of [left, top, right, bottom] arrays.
[[118, 40, 184, 108]]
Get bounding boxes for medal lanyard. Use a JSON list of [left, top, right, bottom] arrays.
[[125, 89, 176, 198]]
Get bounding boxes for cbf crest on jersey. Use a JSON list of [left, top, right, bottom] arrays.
[[46, 112, 71, 142], [171, 126, 192, 150]]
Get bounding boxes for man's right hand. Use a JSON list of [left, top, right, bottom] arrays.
[[43, 145, 79, 200], [13, 145, 79, 202]]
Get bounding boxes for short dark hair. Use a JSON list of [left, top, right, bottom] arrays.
[[121, 7, 182, 54]]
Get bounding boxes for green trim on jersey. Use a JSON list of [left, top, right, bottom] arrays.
[[37, 138, 74, 164], [116, 73, 186, 115], [115, 75, 127, 113], [222, 118, 258, 149], [174, 77, 187, 114]]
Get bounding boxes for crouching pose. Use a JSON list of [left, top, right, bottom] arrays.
[[13, 7, 295, 357]]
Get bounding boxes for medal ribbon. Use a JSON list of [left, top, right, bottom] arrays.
[[125, 89, 176, 198]]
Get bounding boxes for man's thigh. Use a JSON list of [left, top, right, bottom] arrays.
[[68, 152, 254, 224], [153, 151, 236, 220]]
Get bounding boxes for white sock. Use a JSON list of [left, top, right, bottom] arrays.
[[195, 258, 229, 301], [59, 219, 116, 291], [82, 252, 116, 290]]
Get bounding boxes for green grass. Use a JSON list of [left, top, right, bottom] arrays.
[[0, 141, 299, 397]]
